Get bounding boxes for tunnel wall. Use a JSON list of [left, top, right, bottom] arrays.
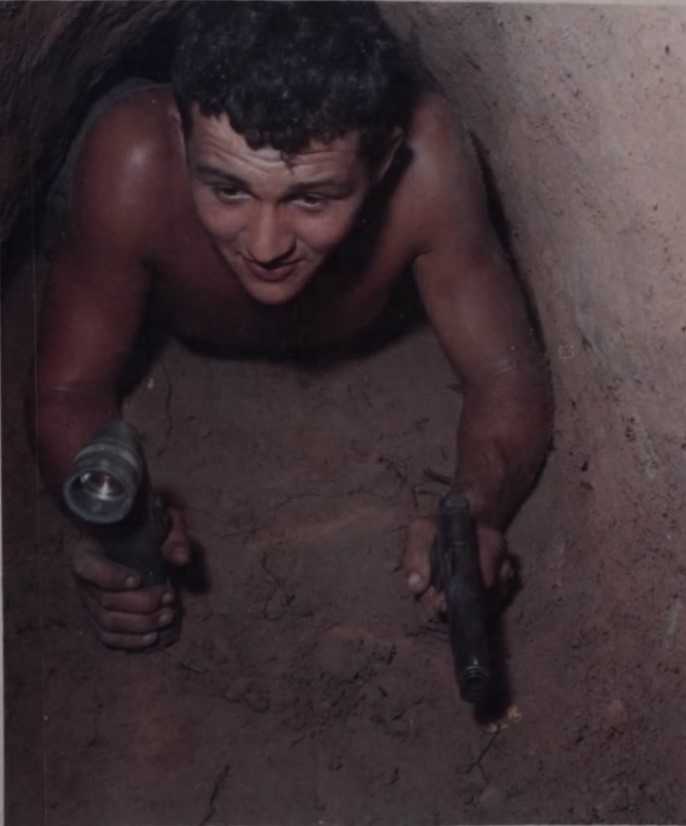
[[383, 4, 686, 808], [385, 2, 686, 496]]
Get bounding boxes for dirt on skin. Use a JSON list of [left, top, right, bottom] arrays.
[[3, 258, 684, 825]]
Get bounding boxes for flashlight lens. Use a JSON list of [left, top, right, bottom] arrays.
[[79, 471, 125, 501]]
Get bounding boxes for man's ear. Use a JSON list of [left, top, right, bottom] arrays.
[[168, 105, 187, 152], [371, 127, 405, 186]]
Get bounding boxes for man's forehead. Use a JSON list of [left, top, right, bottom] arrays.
[[188, 106, 363, 172]]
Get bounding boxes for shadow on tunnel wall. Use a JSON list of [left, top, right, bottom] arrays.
[[1, 1, 184, 296], [470, 130, 547, 357]]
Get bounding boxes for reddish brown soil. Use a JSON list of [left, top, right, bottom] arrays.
[[4, 258, 684, 825]]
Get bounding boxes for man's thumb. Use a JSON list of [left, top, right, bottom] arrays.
[[403, 517, 436, 594]]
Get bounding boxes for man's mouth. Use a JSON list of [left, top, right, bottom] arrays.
[[242, 256, 301, 283]]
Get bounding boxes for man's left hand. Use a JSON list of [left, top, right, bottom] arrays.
[[402, 515, 513, 620]]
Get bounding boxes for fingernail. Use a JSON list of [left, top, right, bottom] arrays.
[[158, 611, 173, 627], [125, 576, 139, 589], [408, 573, 422, 589], [143, 632, 158, 645], [161, 591, 174, 606]]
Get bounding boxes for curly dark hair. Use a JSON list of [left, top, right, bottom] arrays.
[[172, 1, 422, 161]]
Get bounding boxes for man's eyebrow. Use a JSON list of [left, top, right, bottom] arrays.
[[193, 163, 248, 188], [193, 164, 352, 198], [285, 179, 352, 198]]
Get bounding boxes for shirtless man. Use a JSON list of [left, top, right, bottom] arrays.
[[34, 2, 551, 650]]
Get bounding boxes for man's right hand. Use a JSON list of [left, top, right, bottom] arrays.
[[403, 515, 513, 621], [71, 507, 191, 650]]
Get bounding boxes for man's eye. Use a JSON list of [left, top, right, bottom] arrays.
[[214, 186, 245, 202], [296, 194, 328, 209]]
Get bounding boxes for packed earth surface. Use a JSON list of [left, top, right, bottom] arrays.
[[4, 253, 684, 826]]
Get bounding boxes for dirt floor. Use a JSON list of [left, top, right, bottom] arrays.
[[3, 257, 685, 825]]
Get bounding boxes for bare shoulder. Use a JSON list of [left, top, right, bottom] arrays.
[[68, 85, 184, 255], [406, 92, 480, 187], [400, 92, 488, 250]]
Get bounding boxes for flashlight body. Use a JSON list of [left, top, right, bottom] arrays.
[[430, 494, 492, 704], [92, 490, 178, 646], [91, 492, 170, 587]]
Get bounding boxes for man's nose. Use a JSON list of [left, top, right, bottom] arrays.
[[246, 205, 296, 265]]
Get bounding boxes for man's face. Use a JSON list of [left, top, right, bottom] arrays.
[[184, 107, 374, 305]]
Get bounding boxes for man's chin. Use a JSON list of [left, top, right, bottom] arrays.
[[239, 271, 310, 306]]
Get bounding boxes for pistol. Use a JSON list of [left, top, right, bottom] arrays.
[[430, 494, 492, 703], [63, 419, 177, 645]]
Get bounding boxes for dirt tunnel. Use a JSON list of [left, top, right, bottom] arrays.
[[2, 3, 686, 824]]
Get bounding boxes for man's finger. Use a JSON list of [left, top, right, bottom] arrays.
[[72, 539, 140, 590], [403, 517, 437, 595], [82, 589, 174, 634], [85, 582, 173, 614], [88, 616, 160, 651], [474, 524, 508, 589], [417, 585, 447, 620], [161, 507, 192, 568]]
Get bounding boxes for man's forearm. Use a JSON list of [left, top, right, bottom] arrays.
[[30, 384, 119, 501], [451, 364, 553, 530]]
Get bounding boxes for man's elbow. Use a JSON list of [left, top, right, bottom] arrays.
[[29, 379, 119, 494]]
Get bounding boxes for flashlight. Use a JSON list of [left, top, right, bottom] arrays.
[[64, 419, 170, 588]]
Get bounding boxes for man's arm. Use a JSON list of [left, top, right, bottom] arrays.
[[402, 98, 552, 612], [31, 110, 190, 649], [411, 98, 552, 530], [34, 117, 152, 495]]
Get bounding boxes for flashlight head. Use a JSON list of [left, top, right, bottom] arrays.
[[63, 420, 144, 524]]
